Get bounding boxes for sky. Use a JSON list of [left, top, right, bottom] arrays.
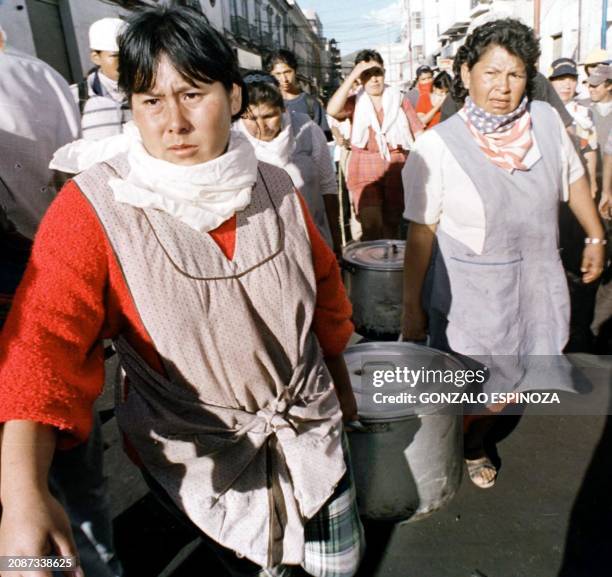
[[301, 0, 404, 58]]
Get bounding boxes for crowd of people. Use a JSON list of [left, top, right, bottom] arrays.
[[0, 5, 610, 577]]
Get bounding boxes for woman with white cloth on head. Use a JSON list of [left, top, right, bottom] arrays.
[[236, 71, 341, 253], [327, 49, 423, 240]]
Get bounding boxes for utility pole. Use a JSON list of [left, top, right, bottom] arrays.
[[577, 0, 582, 62], [407, 0, 413, 81], [601, 0, 608, 49], [534, 0, 541, 36]]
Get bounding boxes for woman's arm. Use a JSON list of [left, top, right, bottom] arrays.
[[416, 95, 446, 128], [295, 194, 357, 418], [402, 223, 437, 340], [324, 355, 358, 422], [0, 421, 83, 577], [568, 174, 606, 283], [584, 149, 598, 199], [600, 152, 612, 220], [402, 98, 425, 138]]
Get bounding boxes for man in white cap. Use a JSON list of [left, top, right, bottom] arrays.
[[73, 17, 130, 140], [588, 64, 612, 153]]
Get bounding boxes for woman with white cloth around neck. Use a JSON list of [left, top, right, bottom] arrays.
[[327, 49, 423, 240], [236, 71, 341, 254], [401, 19, 605, 489], [0, 6, 365, 577]]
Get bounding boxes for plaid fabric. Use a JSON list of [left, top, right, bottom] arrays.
[[347, 148, 407, 214], [143, 434, 365, 577], [301, 441, 365, 577], [252, 433, 364, 577]]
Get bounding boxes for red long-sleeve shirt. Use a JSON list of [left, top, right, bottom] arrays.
[[0, 181, 353, 447]]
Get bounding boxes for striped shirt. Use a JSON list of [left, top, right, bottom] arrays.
[[71, 70, 131, 140]]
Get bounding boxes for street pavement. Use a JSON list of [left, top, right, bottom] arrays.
[[100, 353, 612, 577]]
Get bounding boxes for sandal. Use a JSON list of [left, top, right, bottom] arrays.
[[465, 457, 497, 489]]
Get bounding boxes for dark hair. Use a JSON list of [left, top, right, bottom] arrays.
[[266, 49, 298, 72], [354, 49, 384, 66], [415, 65, 433, 79], [118, 5, 247, 119], [451, 18, 540, 104], [433, 71, 452, 92], [242, 70, 284, 111]]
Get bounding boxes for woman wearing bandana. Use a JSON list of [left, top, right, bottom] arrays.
[[401, 20, 605, 489]]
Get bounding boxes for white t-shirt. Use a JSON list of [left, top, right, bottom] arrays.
[[402, 108, 584, 254]]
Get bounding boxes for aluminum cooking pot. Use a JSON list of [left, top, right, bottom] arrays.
[[342, 240, 405, 340], [344, 341, 464, 523]]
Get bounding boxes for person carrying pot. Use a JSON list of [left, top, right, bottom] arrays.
[[0, 6, 364, 577], [401, 19, 605, 489]]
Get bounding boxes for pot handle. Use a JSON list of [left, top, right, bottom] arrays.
[[346, 420, 390, 434], [340, 260, 357, 275]]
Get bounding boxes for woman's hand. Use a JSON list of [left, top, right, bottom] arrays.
[[580, 243, 606, 283], [0, 490, 83, 577], [349, 60, 383, 83]]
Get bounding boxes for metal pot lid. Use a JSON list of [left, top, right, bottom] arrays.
[[343, 342, 468, 421], [342, 240, 405, 271]]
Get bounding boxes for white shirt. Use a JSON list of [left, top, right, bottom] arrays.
[[402, 109, 584, 254], [0, 48, 80, 238]]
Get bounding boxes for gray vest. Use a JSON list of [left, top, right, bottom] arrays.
[[430, 101, 574, 393], [74, 156, 345, 567]]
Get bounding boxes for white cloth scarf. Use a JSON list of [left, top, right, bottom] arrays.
[[350, 85, 413, 161], [97, 71, 124, 104], [594, 100, 612, 117], [565, 100, 594, 131], [237, 112, 294, 168], [235, 112, 306, 190], [50, 121, 259, 233]]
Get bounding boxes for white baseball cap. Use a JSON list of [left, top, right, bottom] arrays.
[[89, 17, 124, 52]]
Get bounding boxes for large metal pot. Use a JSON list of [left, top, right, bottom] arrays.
[[344, 342, 464, 523], [342, 240, 405, 340]]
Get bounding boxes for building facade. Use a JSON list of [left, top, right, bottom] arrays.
[[0, 0, 331, 97]]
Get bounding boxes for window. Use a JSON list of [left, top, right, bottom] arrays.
[[276, 15, 282, 47], [551, 33, 562, 61], [413, 11, 422, 30]]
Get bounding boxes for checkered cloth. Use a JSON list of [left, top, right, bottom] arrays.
[[346, 148, 407, 214], [231, 434, 365, 577], [144, 432, 365, 577]]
